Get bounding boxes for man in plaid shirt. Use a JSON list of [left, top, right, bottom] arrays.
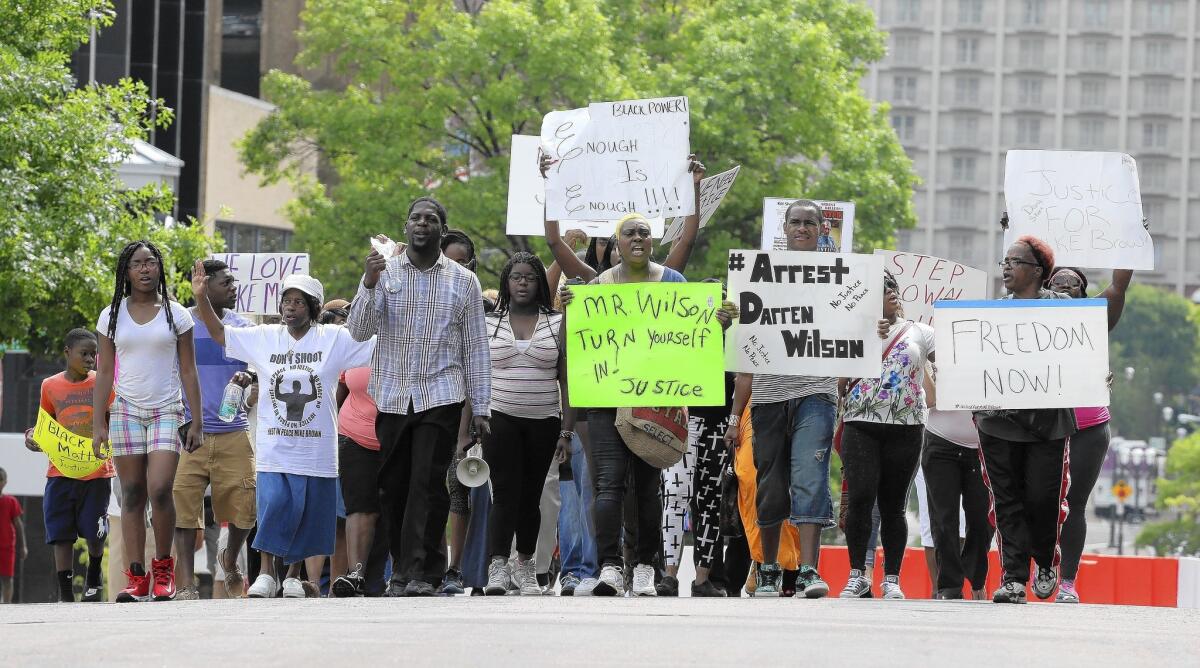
[[348, 196, 492, 597]]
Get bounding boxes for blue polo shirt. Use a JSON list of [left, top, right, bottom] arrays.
[[185, 308, 253, 433]]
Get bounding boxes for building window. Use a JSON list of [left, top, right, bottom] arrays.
[[1022, 0, 1045, 26], [896, 0, 921, 23], [1083, 39, 1108, 69], [1017, 38, 1044, 68], [952, 156, 977, 184], [953, 116, 979, 144], [893, 75, 918, 103], [1084, 0, 1109, 28], [954, 76, 980, 104], [1143, 121, 1168, 149], [958, 0, 982, 24], [1080, 119, 1107, 148], [216, 221, 293, 253], [948, 231, 974, 264], [1141, 160, 1167, 190], [1145, 41, 1172, 72], [950, 195, 975, 223], [956, 37, 979, 65], [1017, 78, 1043, 105], [1017, 117, 1042, 145], [1080, 79, 1107, 108], [893, 34, 920, 64], [1143, 201, 1165, 228], [1144, 80, 1170, 110], [1148, 1, 1175, 31], [891, 114, 916, 142], [220, 0, 263, 98]]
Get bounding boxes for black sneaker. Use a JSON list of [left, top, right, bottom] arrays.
[[438, 568, 465, 595], [404, 579, 436, 597], [81, 584, 103, 602], [752, 562, 782, 597], [1032, 566, 1057, 600], [691, 579, 725, 597], [992, 581, 1028, 604], [656, 575, 679, 597], [935, 588, 964, 600], [332, 564, 365, 598], [560, 573, 581, 596], [385, 578, 409, 597]]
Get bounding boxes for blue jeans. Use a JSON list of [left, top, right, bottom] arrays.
[[750, 393, 837, 528], [460, 483, 493, 589], [558, 435, 598, 579]]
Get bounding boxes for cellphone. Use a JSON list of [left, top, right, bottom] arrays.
[[178, 420, 192, 445]]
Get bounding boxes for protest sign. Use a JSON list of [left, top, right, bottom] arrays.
[[760, 198, 855, 253], [210, 253, 310, 315], [506, 134, 665, 237], [874, 250, 988, 325], [933, 299, 1110, 410], [660, 166, 741, 243], [1004, 150, 1152, 270], [541, 96, 694, 221], [566, 282, 724, 407], [725, 250, 884, 377], [33, 408, 108, 479]]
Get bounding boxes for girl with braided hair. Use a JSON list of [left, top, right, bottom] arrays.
[[93, 240, 203, 602]]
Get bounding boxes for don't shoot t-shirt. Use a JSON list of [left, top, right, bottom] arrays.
[[226, 324, 375, 477]]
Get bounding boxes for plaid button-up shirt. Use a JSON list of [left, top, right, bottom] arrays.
[[347, 252, 491, 417]]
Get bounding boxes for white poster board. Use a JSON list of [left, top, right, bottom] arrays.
[[933, 298, 1110, 410], [1003, 150, 1152, 270], [660, 166, 741, 243], [210, 253, 310, 315], [874, 250, 989, 325], [760, 198, 855, 253], [541, 96, 693, 221], [725, 250, 884, 377]]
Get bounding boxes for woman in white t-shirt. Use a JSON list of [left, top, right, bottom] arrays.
[[93, 241, 204, 603], [191, 263, 375, 599], [836, 269, 935, 601]]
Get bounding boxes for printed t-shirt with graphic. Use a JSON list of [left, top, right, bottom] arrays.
[[226, 325, 376, 477], [39, 371, 115, 479], [842, 321, 936, 426], [187, 309, 254, 433], [96, 299, 194, 408]]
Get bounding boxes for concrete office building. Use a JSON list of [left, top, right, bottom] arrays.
[[862, 0, 1199, 295]]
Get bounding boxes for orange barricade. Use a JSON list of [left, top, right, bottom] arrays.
[[818, 546, 1179, 606]]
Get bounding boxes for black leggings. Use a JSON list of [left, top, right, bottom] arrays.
[[1060, 422, 1110, 580], [589, 409, 662, 567], [482, 411, 561, 558], [841, 421, 924, 575]]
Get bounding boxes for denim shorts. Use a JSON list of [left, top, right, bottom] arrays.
[[750, 393, 837, 528]]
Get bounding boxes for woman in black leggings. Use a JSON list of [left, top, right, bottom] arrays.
[[1045, 265, 1133, 603], [838, 270, 936, 600]]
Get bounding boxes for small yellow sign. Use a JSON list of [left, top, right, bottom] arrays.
[[32, 409, 109, 479], [1112, 480, 1133, 502]]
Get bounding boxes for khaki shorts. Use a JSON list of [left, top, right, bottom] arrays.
[[173, 431, 256, 530]]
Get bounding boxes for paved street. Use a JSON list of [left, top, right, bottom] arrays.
[[2, 597, 1196, 666]]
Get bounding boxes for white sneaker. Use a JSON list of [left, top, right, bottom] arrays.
[[631, 564, 657, 597], [881, 575, 905, 600], [574, 577, 599, 597], [247, 574, 278, 598], [512, 559, 541, 596], [592, 565, 626, 597], [281, 577, 306, 598]]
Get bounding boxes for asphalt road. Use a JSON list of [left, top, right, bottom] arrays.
[[1, 597, 1195, 667]]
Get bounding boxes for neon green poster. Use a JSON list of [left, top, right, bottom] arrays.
[[566, 282, 725, 407]]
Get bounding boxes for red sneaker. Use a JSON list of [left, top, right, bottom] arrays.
[[151, 556, 176, 601], [116, 570, 151, 602]]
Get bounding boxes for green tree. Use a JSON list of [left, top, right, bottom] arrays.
[[1108, 283, 1200, 440], [1137, 431, 1200, 556], [241, 0, 917, 297], [0, 1, 219, 358]]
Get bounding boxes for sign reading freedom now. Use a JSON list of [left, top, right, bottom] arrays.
[[566, 282, 724, 407]]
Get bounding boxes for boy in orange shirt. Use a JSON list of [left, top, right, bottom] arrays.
[[24, 329, 115, 602]]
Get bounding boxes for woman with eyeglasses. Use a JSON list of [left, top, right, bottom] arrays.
[[1045, 265, 1133, 603], [837, 270, 935, 600], [974, 236, 1077, 604]]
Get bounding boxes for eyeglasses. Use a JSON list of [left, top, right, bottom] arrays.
[[621, 228, 652, 239], [508, 273, 538, 284], [129, 259, 159, 271], [784, 219, 820, 229], [998, 257, 1039, 269]]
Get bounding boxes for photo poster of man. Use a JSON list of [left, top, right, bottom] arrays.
[[760, 198, 856, 253]]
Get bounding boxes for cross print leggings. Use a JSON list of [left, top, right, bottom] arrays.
[[661, 413, 731, 569]]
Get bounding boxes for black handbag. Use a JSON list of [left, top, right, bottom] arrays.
[[719, 461, 743, 538]]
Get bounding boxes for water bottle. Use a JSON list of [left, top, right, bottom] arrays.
[[217, 380, 246, 423]]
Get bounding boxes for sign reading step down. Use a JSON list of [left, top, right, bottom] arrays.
[[566, 282, 725, 407], [933, 298, 1110, 410]]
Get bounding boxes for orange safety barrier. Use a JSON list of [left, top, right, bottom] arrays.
[[818, 546, 1179, 606]]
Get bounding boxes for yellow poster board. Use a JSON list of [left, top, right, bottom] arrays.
[[33, 408, 108, 479]]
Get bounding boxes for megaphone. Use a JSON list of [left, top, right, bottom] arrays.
[[456, 443, 490, 487]]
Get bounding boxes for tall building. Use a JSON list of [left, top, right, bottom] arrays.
[[863, 0, 1198, 295]]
